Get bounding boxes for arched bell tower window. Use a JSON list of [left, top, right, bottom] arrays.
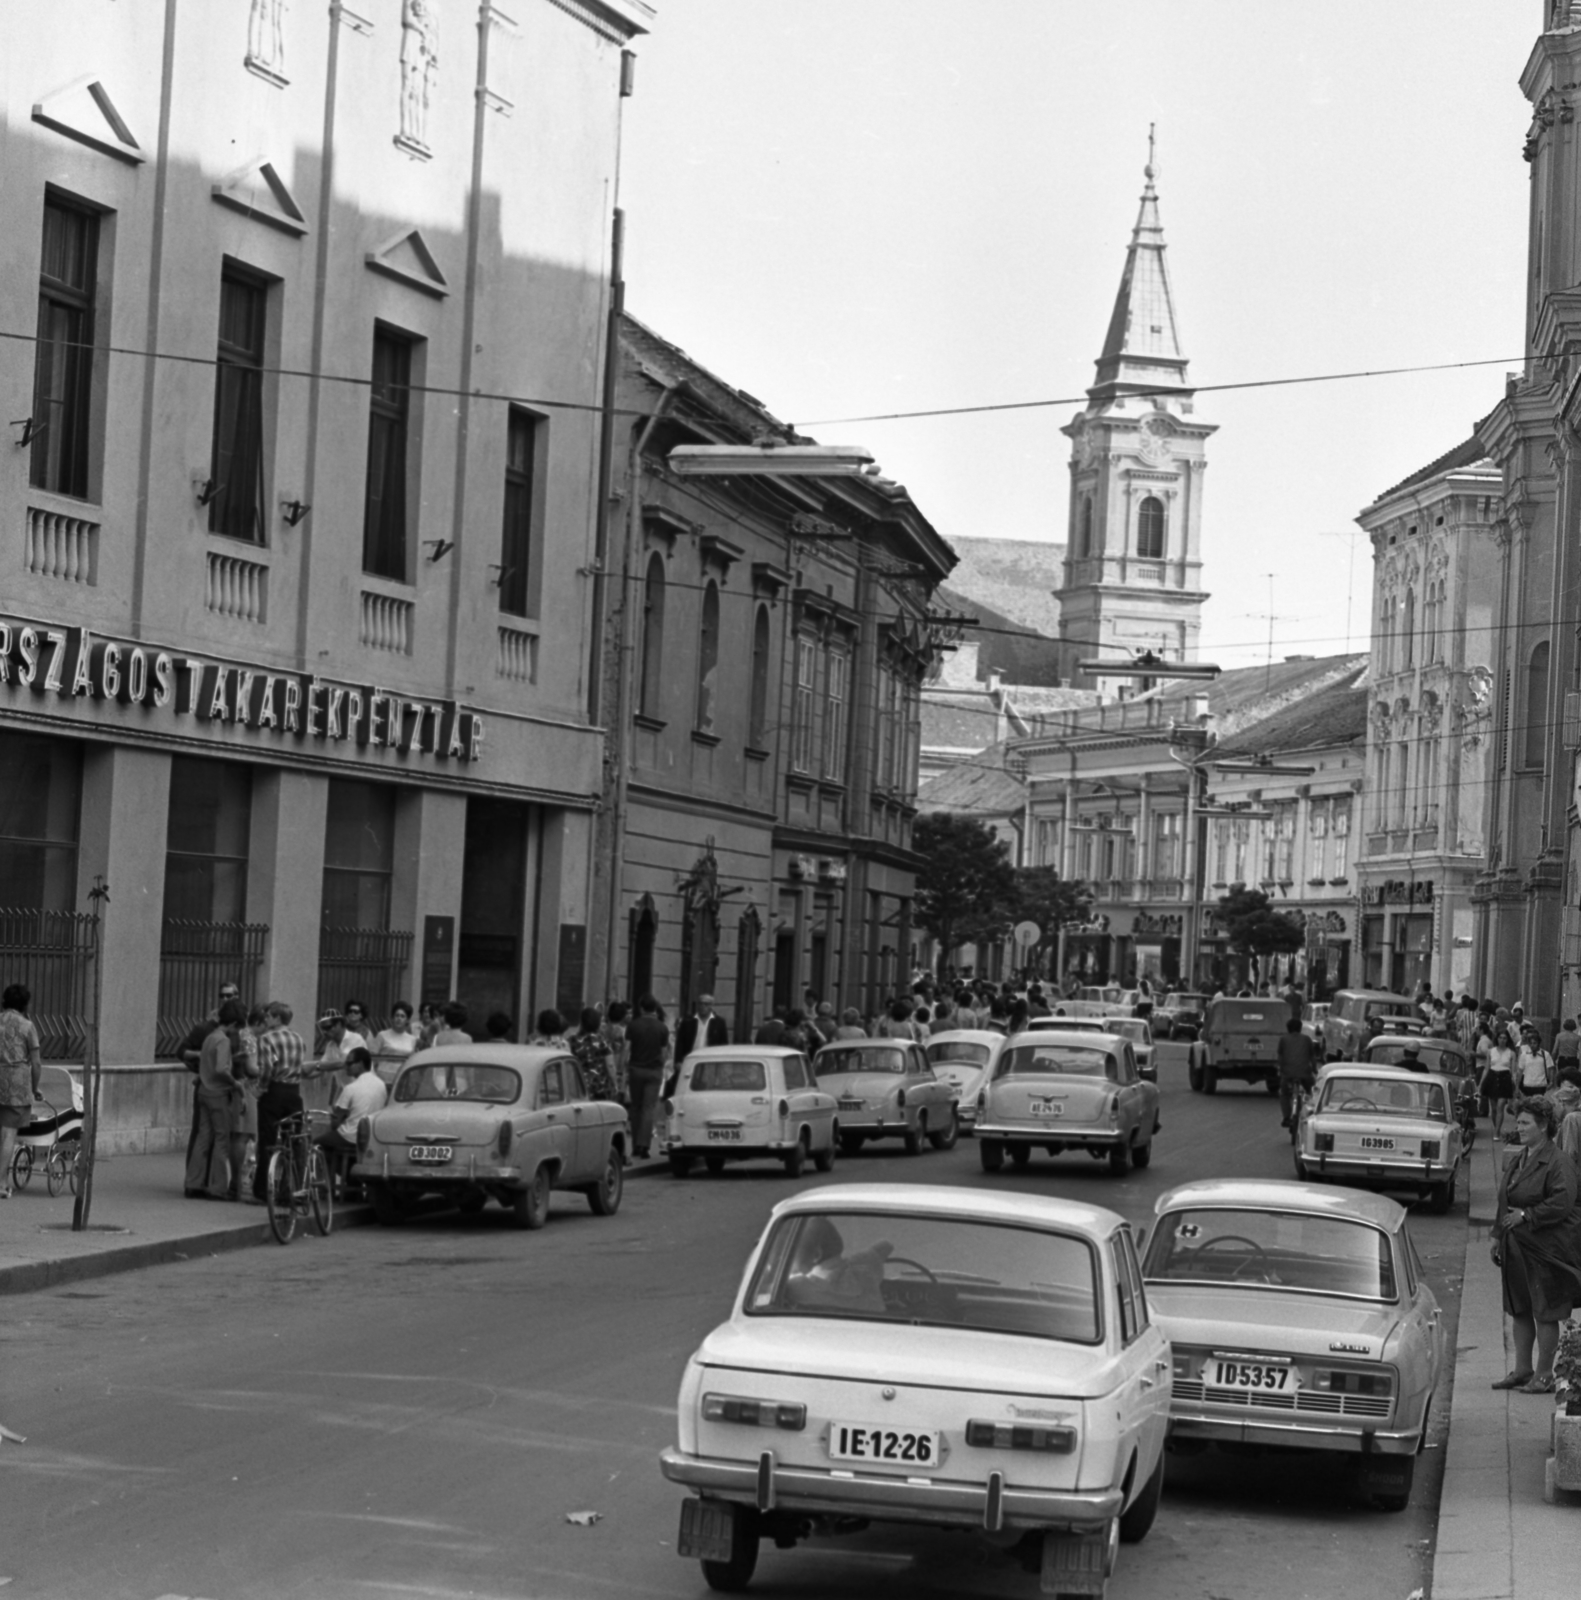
[[1078, 494, 1094, 559], [1525, 640, 1551, 771], [1137, 496, 1165, 560]]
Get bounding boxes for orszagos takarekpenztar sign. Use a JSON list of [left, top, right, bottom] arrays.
[[0, 613, 483, 764]]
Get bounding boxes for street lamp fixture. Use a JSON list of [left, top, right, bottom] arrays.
[[667, 444, 876, 476], [1075, 649, 1221, 680], [1212, 757, 1317, 776]]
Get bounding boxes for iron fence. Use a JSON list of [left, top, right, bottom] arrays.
[[156, 920, 269, 1058], [317, 925, 415, 1034], [0, 906, 97, 1060]]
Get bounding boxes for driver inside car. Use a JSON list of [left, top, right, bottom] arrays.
[[784, 1217, 895, 1314]]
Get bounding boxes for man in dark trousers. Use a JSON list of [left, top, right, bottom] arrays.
[[1277, 1016, 1319, 1129], [625, 995, 670, 1159], [675, 993, 729, 1068]]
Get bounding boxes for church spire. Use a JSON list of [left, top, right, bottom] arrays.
[[1093, 127, 1188, 395]]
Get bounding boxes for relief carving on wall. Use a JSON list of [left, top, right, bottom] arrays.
[[397, 0, 440, 158], [246, 0, 288, 86]]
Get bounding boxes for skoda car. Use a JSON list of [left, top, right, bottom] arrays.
[[661, 1184, 1170, 1596]]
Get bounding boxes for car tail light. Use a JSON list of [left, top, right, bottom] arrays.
[[777, 1098, 789, 1120], [1313, 1368, 1393, 1396], [356, 1119, 372, 1152], [1106, 1095, 1120, 1127], [702, 1393, 807, 1431], [1420, 1139, 1441, 1160], [896, 1087, 907, 1108], [1314, 1132, 1334, 1153], [977, 1090, 988, 1113], [496, 1122, 513, 1158], [966, 1420, 1076, 1454]]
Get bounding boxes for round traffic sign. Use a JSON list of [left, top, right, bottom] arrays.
[[1013, 920, 1042, 947]]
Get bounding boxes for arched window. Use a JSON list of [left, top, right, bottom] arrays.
[[638, 553, 666, 721], [1079, 494, 1094, 558], [695, 581, 720, 731], [1526, 640, 1551, 770], [1137, 496, 1164, 560], [1403, 589, 1415, 668], [748, 604, 771, 748]]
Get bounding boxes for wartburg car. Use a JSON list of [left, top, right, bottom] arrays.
[[353, 1044, 629, 1228], [665, 1047, 837, 1178], [1142, 1178, 1442, 1512], [976, 1030, 1160, 1175], [1293, 1063, 1465, 1213], [661, 1184, 1170, 1596], [812, 1040, 958, 1156], [923, 1030, 1005, 1130]]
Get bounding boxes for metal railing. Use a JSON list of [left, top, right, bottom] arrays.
[[0, 906, 97, 1060], [317, 925, 415, 1032], [156, 920, 269, 1058]]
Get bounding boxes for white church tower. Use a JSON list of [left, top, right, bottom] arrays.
[[1058, 140, 1215, 694]]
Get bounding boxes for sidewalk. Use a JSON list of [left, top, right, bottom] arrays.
[[1, 1145, 672, 1298], [1432, 1131, 1579, 1599]]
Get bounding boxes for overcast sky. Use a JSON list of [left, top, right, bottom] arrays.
[[620, 1, 1535, 669]]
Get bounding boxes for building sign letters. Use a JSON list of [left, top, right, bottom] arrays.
[[1361, 879, 1433, 908], [0, 614, 483, 764]]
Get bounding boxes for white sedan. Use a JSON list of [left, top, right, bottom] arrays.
[[923, 1030, 1005, 1130], [665, 1047, 837, 1177], [661, 1183, 1170, 1595]]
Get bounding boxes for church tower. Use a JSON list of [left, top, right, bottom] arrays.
[[1058, 141, 1215, 694]]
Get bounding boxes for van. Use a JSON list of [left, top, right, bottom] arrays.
[[1187, 997, 1287, 1094], [1320, 989, 1420, 1062]]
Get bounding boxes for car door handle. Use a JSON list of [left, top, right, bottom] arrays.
[[1139, 1374, 1156, 1390]]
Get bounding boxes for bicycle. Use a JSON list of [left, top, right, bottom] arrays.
[[264, 1109, 334, 1245], [1286, 1078, 1312, 1146]]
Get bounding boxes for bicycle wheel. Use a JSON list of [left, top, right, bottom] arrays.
[[45, 1146, 67, 1197], [10, 1145, 33, 1191], [265, 1148, 297, 1244], [66, 1142, 82, 1195], [307, 1146, 334, 1236]]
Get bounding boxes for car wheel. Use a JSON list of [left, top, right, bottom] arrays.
[[903, 1119, 924, 1156], [699, 1506, 760, 1592], [1119, 1450, 1164, 1544], [929, 1108, 959, 1150], [704, 1154, 728, 1175], [668, 1151, 694, 1179], [1202, 1065, 1218, 1095], [979, 1138, 1005, 1173], [588, 1147, 624, 1216], [1131, 1137, 1153, 1169], [1108, 1140, 1132, 1175], [813, 1129, 836, 1173], [1009, 1143, 1032, 1167], [1427, 1163, 1456, 1216], [1187, 1054, 1203, 1092], [368, 1182, 405, 1227], [839, 1133, 864, 1158], [783, 1138, 806, 1178], [512, 1165, 551, 1230]]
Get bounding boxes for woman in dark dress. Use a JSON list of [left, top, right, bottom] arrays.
[[1490, 1097, 1581, 1393]]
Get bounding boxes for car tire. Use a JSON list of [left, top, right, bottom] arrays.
[[783, 1138, 806, 1178], [979, 1138, 1005, 1173], [1427, 1162, 1457, 1216], [700, 1506, 760, 1593], [668, 1151, 694, 1179], [1119, 1450, 1164, 1544], [512, 1165, 551, 1230], [1202, 1065, 1218, 1095], [903, 1119, 924, 1157], [1131, 1137, 1152, 1169], [705, 1154, 728, 1175], [1108, 1141, 1132, 1176], [1009, 1143, 1032, 1167], [813, 1132, 836, 1173], [1187, 1053, 1203, 1092], [839, 1133, 864, 1159], [588, 1147, 624, 1216], [928, 1108, 958, 1151]]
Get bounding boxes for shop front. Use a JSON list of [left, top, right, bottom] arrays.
[[1359, 879, 1437, 996]]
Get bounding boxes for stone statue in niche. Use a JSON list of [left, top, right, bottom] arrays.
[[246, 0, 288, 84], [398, 0, 440, 154]]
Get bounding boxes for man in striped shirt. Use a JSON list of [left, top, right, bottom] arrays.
[[250, 1001, 310, 1205]]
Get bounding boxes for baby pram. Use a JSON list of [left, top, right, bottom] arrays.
[[8, 1064, 84, 1197]]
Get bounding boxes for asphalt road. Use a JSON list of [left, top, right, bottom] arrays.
[[0, 1044, 1467, 1600]]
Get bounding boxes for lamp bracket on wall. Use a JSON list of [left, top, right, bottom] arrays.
[[486, 563, 515, 589], [11, 417, 46, 448], [194, 476, 224, 508], [280, 498, 311, 527], [423, 538, 455, 563]]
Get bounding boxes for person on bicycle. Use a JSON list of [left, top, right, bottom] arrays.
[[1277, 1016, 1318, 1129]]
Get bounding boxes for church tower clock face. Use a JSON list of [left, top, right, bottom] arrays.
[[1137, 414, 1173, 466]]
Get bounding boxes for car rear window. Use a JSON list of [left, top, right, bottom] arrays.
[[1318, 1075, 1448, 1120], [1364, 1002, 1417, 1023], [997, 1043, 1114, 1079], [1367, 1042, 1467, 1075], [746, 1210, 1101, 1344], [926, 1042, 991, 1067], [394, 1063, 521, 1104], [1143, 1208, 1398, 1301], [691, 1059, 768, 1092], [815, 1046, 906, 1076]]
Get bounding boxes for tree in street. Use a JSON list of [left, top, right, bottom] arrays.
[[913, 813, 1019, 978], [1216, 884, 1305, 985], [1012, 866, 1096, 978]]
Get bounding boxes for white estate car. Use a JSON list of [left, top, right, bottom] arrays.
[[661, 1184, 1170, 1596], [923, 1030, 1005, 1130], [665, 1047, 838, 1178], [1293, 1063, 1465, 1214], [1142, 1179, 1443, 1512]]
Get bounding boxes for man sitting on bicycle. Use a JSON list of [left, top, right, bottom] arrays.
[[1277, 1016, 1318, 1129], [313, 1047, 387, 1181]]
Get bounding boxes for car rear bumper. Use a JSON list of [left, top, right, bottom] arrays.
[[1168, 1411, 1420, 1455], [660, 1447, 1122, 1530], [837, 1117, 907, 1136], [353, 1153, 522, 1186], [975, 1122, 1123, 1148], [1302, 1153, 1455, 1185], [674, 1138, 800, 1156]]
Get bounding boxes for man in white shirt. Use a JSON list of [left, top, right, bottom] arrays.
[[314, 1047, 387, 1161]]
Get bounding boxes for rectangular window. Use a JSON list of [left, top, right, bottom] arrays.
[[498, 408, 538, 617], [163, 758, 252, 923], [1274, 803, 1296, 882], [1213, 819, 1229, 884], [821, 648, 849, 779], [1231, 820, 1249, 884], [362, 329, 413, 581], [1153, 813, 1180, 880], [321, 780, 396, 930], [792, 636, 818, 773], [30, 196, 99, 499], [209, 269, 268, 542], [0, 731, 82, 912], [1310, 802, 1328, 879], [902, 679, 921, 800], [1332, 798, 1351, 878]]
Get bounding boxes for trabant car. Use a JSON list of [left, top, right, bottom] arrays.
[[1097, 1016, 1157, 1082], [812, 1040, 958, 1156], [1141, 1178, 1443, 1511], [353, 1044, 629, 1228], [665, 1047, 837, 1178], [976, 1029, 1160, 1175], [923, 1030, 1005, 1130], [661, 1183, 1170, 1596], [1293, 1063, 1464, 1213], [1321, 989, 1419, 1062]]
